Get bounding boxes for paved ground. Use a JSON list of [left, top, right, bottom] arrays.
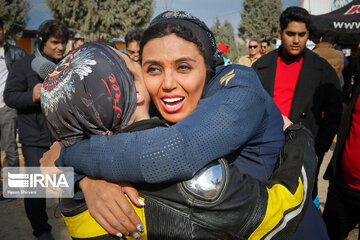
[[0, 141, 358, 239], [0, 146, 71, 240]]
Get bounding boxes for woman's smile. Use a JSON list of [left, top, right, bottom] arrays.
[[161, 95, 185, 113]]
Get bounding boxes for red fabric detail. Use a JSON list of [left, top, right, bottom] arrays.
[[342, 96, 360, 189], [273, 56, 303, 117], [217, 43, 230, 52]]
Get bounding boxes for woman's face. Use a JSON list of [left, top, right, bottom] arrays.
[[142, 34, 207, 123]]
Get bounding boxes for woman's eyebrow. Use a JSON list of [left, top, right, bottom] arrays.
[[142, 59, 162, 65], [143, 57, 197, 66], [175, 57, 197, 64]]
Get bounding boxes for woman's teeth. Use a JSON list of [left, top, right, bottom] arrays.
[[162, 97, 184, 103]]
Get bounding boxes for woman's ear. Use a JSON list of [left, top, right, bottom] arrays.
[[136, 90, 145, 105]]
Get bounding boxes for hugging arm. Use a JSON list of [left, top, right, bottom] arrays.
[[79, 124, 317, 239], [237, 124, 317, 239], [57, 66, 268, 183]]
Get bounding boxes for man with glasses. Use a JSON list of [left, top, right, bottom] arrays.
[[260, 40, 271, 55], [125, 28, 143, 63], [237, 39, 261, 67]]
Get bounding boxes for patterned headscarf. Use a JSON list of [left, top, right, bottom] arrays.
[[41, 42, 136, 147], [148, 10, 224, 73]]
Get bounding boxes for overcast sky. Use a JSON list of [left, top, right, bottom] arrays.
[[27, 0, 301, 31]]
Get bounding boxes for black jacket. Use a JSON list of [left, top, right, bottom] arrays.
[[324, 84, 360, 180], [4, 53, 53, 147], [252, 48, 343, 158], [4, 42, 27, 70], [61, 118, 318, 240]]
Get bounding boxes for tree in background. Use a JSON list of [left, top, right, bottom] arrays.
[[47, 0, 154, 41], [211, 18, 239, 62], [238, 0, 282, 43], [222, 20, 240, 62], [0, 0, 30, 40], [211, 18, 222, 42]]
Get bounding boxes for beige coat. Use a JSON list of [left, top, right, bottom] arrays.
[[313, 42, 344, 78], [237, 53, 261, 67]]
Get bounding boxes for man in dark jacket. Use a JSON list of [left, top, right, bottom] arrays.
[[0, 19, 27, 201], [322, 83, 360, 239], [252, 6, 342, 239], [252, 7, 342, 199], [4, 20, 69, 240]]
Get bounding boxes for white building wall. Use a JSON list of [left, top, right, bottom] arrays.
[[302, 0, 353, 15]]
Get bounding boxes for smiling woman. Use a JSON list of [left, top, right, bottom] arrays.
[[142, 34, 207, 123]]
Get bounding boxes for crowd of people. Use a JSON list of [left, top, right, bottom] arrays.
[[0, 5, 359, 240]]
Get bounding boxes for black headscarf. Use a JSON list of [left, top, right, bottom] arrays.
[[148, 10, 224, 73], [41, 42, 136, 147]]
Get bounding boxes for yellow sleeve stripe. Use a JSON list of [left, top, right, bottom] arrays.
[[249, 171, 305, 240], [220, 69, 235, 86], [62, 196, 147, 239]]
